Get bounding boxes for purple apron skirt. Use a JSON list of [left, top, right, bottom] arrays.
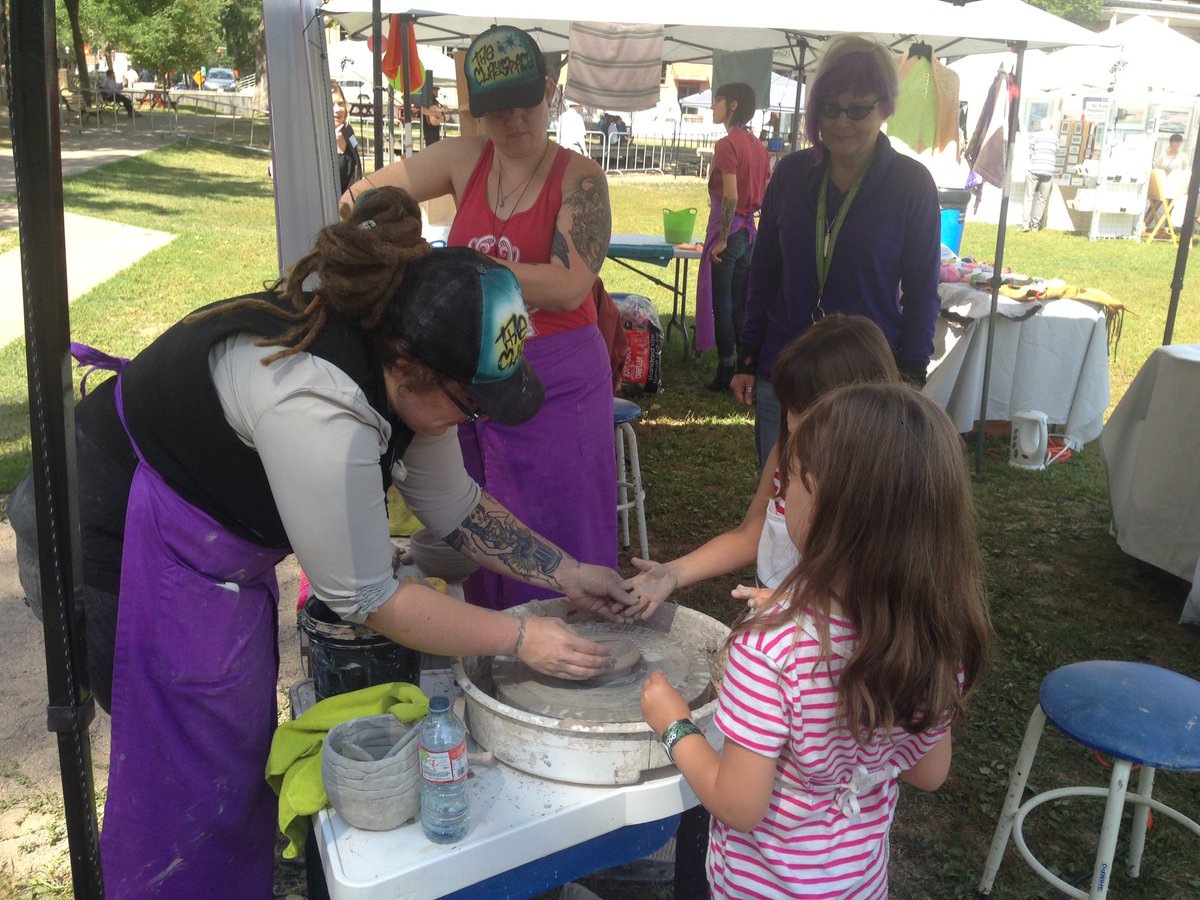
[[694, 193, 758, 354], [102, 373, 286, 897], [458, 324, 617, 610]]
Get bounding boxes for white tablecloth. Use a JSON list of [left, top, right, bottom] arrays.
[[1100, 344, 1200, 623], [924, 293, 1111, 448]]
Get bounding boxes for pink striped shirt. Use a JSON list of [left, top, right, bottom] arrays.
[[709, 608, 950, 899]]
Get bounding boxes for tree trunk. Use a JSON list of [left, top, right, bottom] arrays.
[[62, 0, 90, 106], [253, 20, 267, 109]]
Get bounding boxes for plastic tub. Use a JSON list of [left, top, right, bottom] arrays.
[[662, 207, 698, 244], [300, 597, 421, 700]]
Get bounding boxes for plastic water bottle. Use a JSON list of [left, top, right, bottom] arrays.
[[418, 695, 471, 843]]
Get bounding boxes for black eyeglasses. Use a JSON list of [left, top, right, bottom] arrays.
[[439, 381, 481, 424], [819, 100, 880, 121]]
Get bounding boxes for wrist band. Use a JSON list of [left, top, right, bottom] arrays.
[[511, 617, 527, 658], [661, 718, 702, 764]]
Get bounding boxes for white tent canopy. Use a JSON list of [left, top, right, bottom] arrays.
[[1037, 15, 1200, 96], [320, 0, 1110, 69]]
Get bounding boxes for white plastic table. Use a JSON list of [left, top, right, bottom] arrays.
[[301, 672, 698, 899]]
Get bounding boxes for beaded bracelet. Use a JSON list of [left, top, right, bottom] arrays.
[[661, 718, 702, 764]]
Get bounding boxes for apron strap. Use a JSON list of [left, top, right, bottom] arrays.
[[70, 342, 130, 398]]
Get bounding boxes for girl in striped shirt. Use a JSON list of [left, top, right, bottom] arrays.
[[642, 383, 990, 899]]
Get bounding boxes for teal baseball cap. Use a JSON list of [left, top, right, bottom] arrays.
[[389, 247, 543, 425], [465, 25, 548, 117]]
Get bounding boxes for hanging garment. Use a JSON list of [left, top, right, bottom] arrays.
[[567, 22, 664, 111], [712, 49, 772, 114], [891, 49, 962, 155], [967, 69, 1011, 189]]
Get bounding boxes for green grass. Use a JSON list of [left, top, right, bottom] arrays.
[[1, 150, 1198, 898]]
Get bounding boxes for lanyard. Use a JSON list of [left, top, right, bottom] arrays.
[[814, 149, 875, 314]]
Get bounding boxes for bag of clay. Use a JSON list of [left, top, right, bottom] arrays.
[[613, 292, 663, 394]]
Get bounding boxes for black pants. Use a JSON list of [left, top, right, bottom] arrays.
[[102, 90, 135, 116], [675, 804, 711, 899]]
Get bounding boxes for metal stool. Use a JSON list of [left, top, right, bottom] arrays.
[[979, 661, 1200, 899], [614, 398, 648, 560]]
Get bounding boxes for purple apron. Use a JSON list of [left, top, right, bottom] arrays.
[[694, 194, 758, 354], [458, 325, 616, 611], [80, 345, 287, 897]]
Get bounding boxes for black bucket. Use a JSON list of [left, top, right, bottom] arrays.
[[300, 597, 421, 701]]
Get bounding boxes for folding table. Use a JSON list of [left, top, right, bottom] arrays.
[[605, 233, 702, 359]]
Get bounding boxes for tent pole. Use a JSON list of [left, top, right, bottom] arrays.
[[371, 0, 383, 171], [8, 0, 103, 893], [1162, 117, 1200, 345], [399, 13, 414, 159], [974, 40, 1025, 473], [790, 38, 807, 152]]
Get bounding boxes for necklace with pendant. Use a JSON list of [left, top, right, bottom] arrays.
[[491, 143, 552, 245]]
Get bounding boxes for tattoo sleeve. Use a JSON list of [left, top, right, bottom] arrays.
[[551, 229, 571, 268], [562, 171, 612, 274], [445, 495, 565, 590], [720, 196, 736, 242]]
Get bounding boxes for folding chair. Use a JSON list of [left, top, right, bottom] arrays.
[[1143, 169, 1180, 245]]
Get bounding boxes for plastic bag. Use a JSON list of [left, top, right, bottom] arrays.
[[612, 293, 663, 393]]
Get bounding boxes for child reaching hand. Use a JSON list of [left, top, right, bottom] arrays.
[[642, 383, 991, 899], [624, 314, 901, 619]]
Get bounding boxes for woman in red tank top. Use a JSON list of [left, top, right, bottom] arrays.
[[339, 25, 621, 612]]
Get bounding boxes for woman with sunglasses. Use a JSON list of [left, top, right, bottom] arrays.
[[10, 187, 632, 899], [732, 34, 941, 465]]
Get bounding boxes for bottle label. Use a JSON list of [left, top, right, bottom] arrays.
[[420, 740, 467, 783]]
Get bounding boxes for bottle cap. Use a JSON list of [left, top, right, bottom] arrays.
[[429, 695, 450, 713]]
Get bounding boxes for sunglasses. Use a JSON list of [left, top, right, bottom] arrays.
[[819, 100, 880, 121], [439, 380, 482, 424]]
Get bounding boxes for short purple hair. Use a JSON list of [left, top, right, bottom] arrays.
[[805, 35, 898, 150]]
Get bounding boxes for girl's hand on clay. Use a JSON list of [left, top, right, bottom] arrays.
[[621, 557, 678, 620], [731, 583, 776, 610], [640, 669, 690, 735]]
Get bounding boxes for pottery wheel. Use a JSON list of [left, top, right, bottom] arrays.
[[490, 623, 712, 723]]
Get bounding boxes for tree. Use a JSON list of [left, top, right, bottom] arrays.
[[217, 0, 261, 74], [1024, 0, 1103, 28]]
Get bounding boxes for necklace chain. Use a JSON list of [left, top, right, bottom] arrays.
[[495, 144, 550, 210]]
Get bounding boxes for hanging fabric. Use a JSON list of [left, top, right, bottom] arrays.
[[964, 67, 1012, 210], [712, 49, 772, 112], [890, 45, 961, 155], [566, 22, 664, 111], [367, 16, 424, 94]]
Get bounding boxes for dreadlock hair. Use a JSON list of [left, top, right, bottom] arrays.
[[732, 383, 990, 743], [186, 186, 432, 366]]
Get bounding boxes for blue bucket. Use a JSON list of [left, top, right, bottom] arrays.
[[937, 188, 971, 256]]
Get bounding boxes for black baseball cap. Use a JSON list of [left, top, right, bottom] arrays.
[[464, 25, 548, 117], [388, 247, 543, 425]]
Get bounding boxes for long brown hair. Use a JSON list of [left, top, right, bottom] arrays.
[[772, 314, 900, 488], [734, 383, 990, 741], [187, 186, 431, 367]]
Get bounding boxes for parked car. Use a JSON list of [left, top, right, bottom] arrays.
[[202, 67, 238, 92], [337, 79, 374, 108]]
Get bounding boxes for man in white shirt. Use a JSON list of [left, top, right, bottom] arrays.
[[1021, 117, 1059, 232], [558, 100, 588, 156], [99, 68, 137, 118]]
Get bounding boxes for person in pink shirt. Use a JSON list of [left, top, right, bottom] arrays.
[[642, 382, 991, 899], [700, 82, 771, 391]]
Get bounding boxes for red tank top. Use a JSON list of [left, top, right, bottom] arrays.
[[449, 142, 596, 338]]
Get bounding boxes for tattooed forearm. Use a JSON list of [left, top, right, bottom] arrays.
[[720, 196, 736, 241], [551, 229, 571, 268], [562, 171, 612, 274], [446, 500, 565, 589]]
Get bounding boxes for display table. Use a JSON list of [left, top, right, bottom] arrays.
[[1100, 344, 1200, 624], [606, 233, 703, 359], [300, 672, 697, 899], [924, 290, 1111, 448]]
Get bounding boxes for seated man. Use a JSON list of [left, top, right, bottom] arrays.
[[99, 68, 137, 118]]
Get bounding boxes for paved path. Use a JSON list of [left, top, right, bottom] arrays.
[[0, 121, 180, 345]]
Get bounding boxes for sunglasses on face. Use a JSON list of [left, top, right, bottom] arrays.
[[438, 380, 482, 424], [819, 100, 880, 121]]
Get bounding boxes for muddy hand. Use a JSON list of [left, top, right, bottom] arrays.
[[731, 583, 775, 610], [622, 557, 678, 620], [564, 562, 638, 623], [641, 669, 690, 734], [519, 616, 611, 680]]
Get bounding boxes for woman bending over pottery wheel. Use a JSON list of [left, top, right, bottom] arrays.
[[9, 187, 631, 900], [341, 24, 616, 613]]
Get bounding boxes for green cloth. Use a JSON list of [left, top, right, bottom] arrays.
[[386, 484, 422, 536], [890, 57, 938, 154], [266, 682, 429, 858]]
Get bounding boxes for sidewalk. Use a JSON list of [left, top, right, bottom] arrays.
[[0, 119, 180, 344]]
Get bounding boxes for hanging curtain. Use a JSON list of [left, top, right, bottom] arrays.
[[712, 49, 772, 111], [566, 22, 664, 111]]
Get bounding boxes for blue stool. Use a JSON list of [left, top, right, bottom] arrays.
[[613, 398, 648, 561], [979, 661, 1200, 899]]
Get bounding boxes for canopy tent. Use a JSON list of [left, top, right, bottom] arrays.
[[1038, 15, 1200, 96], [3, 2, 1119, 889], [680, 73, 802, 112]]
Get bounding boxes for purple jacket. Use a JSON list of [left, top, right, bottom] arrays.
[[740, 133, 941, 380]]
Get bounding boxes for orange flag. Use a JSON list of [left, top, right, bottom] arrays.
[[379, 16, 424, 94]]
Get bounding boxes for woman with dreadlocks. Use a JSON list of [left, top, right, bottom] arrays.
[[10, 187, 630, 898]]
